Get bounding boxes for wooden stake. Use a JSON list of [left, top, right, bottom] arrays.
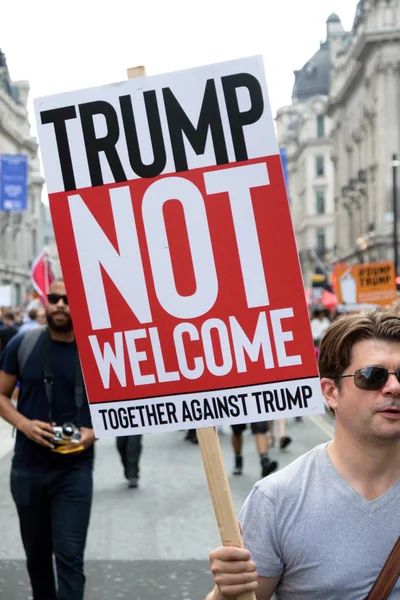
[[127, 65, 146, 79], [127, 65, 256, 600], [197, 427, 256, 600]]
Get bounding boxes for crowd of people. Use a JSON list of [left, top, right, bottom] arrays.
[[0, 305, 46, 356], [186, 418, 299, 480], [0, 290, 399, 599]]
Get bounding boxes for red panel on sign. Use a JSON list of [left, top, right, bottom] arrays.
[[49, 154, 317, 405]]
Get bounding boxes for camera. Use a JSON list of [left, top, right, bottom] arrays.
[[53, 423, 81, 445]]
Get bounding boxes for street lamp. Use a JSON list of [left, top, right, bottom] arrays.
[[391, 154, 400, 277]]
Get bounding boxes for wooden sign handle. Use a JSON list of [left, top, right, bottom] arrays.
[[197, 427, 257, 600], [126, 65, 255, 600], [127, 65, 146, 79]]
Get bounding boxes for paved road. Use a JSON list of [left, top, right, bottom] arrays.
[[0, 414, 334, 599]]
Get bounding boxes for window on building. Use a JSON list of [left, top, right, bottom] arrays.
[[14, 229, 20, 262], [30, 192, 36, 216], [316, 155, 324, 176], [316, 191, 325, 214], [5, 226, 12, 261], [317, 115, 325, 138], [316, 229, 326, 259], [31, 229, 37, 257]]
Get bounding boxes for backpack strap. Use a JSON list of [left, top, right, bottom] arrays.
[[366, 536, 400, 600], [17, 327, 45, 376]]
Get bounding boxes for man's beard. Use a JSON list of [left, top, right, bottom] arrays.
[[46, 311, 73, 333]]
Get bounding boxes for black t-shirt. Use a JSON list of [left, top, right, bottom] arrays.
[[0, 325, 18, 355], [0, 331, 94, 468]]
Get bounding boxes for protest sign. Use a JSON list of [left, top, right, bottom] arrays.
[[127, 67, 256, 600], [34, 56, 324, 438], [335, 261, 396, 309], [0, 285, 12, 307]]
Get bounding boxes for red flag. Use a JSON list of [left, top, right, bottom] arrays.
[[31, 252, 54, 305]]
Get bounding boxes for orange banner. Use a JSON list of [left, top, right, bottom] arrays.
[[334, 261, 397, 307]]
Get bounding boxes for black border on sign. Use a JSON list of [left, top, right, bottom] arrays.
[[90, 374, 321, 405]]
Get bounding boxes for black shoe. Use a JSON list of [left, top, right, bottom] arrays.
[[128, 477, 139, 488], [261, 456, 278, 478], [233, 455, 243, 475], [280, 436, 292, 449]]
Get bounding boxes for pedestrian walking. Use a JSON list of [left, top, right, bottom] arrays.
[[206, 310, 400, 599], [184, 429, 198, 444], [231, 422, 277, 478], [0, 310, 18, 357], [0, 279, 95, 600], [268, 419, 292, 450], [310, 307, 330, 358], [116, 434, 143, 488], [18, 307, 46, 334]]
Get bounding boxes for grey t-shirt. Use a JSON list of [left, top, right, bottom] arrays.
[[239, 443, 400, 599]]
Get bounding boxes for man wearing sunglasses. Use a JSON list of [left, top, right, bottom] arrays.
[[0, 279, 95, 600], [206, 310, 400, 599]]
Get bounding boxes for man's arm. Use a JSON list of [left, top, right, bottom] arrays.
[[256, 576, 281, 599], [0, 370, 26, 430], [0, 370, 55, 449], [206, 546, 280, 600], [206, 576, 280, 600], [79, 426, 96, 449]]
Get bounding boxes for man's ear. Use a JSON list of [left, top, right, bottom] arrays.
[[320, 378, 339, 413]]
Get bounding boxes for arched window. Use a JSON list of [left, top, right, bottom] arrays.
[[317, 115, 325, 138], [316, 228, 326, 259]]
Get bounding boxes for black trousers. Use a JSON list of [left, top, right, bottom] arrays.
[[116, 434, 142, 479], [10, 462, 93, 600]]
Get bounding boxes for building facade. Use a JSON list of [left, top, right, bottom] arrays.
[[42, 202, 61, 279], [276, 15, 341, 288], [327, 0, 400, 267], [0, 49, 45, 306]]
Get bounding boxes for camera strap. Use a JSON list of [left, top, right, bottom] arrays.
[[44, 327, 84, 428]]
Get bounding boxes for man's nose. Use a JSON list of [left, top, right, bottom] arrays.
[[382, 372, 400, 394]]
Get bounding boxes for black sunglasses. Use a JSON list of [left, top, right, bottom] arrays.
[[338, 366, 400, 391], [47, 293, 68, 306]]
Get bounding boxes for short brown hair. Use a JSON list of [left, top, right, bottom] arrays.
[[319, 310, 400, 382]]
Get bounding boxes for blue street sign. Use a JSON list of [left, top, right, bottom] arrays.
[[0, 154, 28, 211], [279, 147, 290, 203]]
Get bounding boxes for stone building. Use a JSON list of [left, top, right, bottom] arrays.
[[0, 49, 45, 306], [275, 14, 340, 288], [42, 202, 61, 279], [327, 0, 400, 267]]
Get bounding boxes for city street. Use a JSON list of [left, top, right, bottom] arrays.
[[0, 414, 333, 600], [0, 0, 397, 598]]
